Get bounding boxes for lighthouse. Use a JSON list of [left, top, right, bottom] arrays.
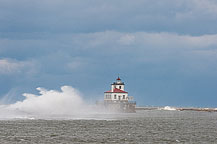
[[103, 77, 136, 113], [104, 77, 128, 101]]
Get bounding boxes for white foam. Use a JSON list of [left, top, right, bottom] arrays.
[[159, 106, 177, 111], [0, 86, 109, 119]]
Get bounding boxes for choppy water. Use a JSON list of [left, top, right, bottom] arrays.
[[0, 110, 217, 144]]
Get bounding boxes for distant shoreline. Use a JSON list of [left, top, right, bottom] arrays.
[[136, 106, 217, 112]]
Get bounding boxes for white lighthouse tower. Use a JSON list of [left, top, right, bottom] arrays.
[[104, 77, 128, 101], [103, 77, 136, 112]]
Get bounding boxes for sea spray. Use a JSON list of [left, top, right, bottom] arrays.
[[0, 86, 108, 119], [159, 106, 177, 111], [9, 86, 85, 115]]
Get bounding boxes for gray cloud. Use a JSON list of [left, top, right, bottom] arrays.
[[0, 58, 37, 75], [0, 0, 217, 35], [1, 31, 217, 76]]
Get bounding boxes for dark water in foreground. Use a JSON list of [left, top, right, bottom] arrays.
[[0, 110, 217, 144]]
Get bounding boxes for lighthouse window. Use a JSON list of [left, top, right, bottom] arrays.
[[123, 95, 125, 99], [119, 86, 121, 89], [114, 95, 117, 99], [106, 94, 111, 99]]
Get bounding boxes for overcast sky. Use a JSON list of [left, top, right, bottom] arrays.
[[0, 0, 217, 107]]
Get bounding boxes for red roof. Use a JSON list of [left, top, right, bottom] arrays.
[[117, 77, 121, 80], [104, 88, 128, 93]]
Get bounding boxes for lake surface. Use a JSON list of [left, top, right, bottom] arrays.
[[0, 110, 217, 143]]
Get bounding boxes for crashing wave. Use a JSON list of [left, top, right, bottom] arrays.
[[159, 106, 177, 111]]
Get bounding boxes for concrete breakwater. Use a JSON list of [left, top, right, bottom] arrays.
[[177, 108, 217, 112], [136, 106, 217, 112]]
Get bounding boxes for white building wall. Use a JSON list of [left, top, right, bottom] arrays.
[[104, 93, 128, 101], [111, 85, 114, 92], [104, 93, 112, 100], [115, 93, 128, 101], [111, 84, 125, 91]]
